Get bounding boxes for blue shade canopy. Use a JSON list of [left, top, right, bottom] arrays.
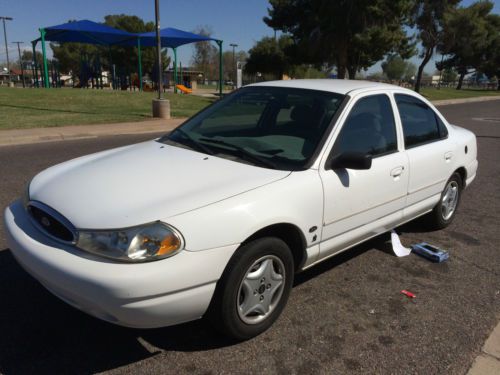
[[34, 20, 219, 48], [35, 20, 137, 45], [136, 27, 219, 48]]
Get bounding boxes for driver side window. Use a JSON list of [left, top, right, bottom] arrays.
[[333, 94, 397, 157]]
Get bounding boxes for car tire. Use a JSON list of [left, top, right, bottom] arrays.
[[207, 237, 294, 340], [426, 172, 463, 230]]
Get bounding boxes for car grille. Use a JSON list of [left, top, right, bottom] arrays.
[[27, 202, 76, 243]]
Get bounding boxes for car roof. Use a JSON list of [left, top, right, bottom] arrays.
[[248, 79, 413, 96]]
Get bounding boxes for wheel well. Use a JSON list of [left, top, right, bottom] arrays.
[[454, 167, 467, 186], [242, 224, 307, 271]]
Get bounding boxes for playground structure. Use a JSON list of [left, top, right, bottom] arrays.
[[175, 84, 192, 94], [31, 20, 224, 95]]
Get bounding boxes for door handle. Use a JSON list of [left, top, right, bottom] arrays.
[[390, 166, 404, 177], [444, 151, 453, 161]]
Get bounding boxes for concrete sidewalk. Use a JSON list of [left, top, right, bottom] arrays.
[[0, 118, 186, 147], [468, 322, 500, 374]]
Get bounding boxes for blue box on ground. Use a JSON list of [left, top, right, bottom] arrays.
[[411, 242, 449, 263]]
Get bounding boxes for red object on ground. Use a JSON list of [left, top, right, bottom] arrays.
[[401, 290, 416, 298]]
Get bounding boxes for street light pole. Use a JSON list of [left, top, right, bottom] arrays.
[[155, 0, 162, 99], [151, 0, 170, 119], [229, 43, 238, 89], [13, 41, 24, 88], [1, 16, 13, 85]]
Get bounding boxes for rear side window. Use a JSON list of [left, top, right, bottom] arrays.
[[395, 94, 448, 148], [334, 94, 397, 157], [436, 115, 449, 138]]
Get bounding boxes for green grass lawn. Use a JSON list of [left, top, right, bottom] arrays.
[[0, 86, 499, 130], [0, 87, 213, 130], [420, 87, 500, 101]]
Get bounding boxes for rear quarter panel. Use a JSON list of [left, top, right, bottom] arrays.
[[449, 124, 478, 187]]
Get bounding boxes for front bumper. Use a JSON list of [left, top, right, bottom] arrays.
[[4, 200, 237, 328]]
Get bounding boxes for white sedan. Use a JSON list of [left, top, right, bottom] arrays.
[[4, 80, 477, 340]]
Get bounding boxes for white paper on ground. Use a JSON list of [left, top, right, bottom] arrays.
[[391, 230, 412, 257]]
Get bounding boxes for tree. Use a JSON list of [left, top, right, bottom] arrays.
[[50, 42, 99, 76], [289, 65, 328, 79], [21, 50, 44, 67], [190, 25, 218, 79], [264, 0, 415, 79], [367, 71, 386, 81], [223, 50, 248, 81], [411, 0, 461, 92], [245, 35, 293, 79], [404, 62, 417, 82], [381, 54, 410, 81], [479, 12, 500, 90], [441, 67, 458, 83], [438, 1, 494, 89]]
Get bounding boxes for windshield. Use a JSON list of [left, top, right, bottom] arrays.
[[161, 86, 345, 170]]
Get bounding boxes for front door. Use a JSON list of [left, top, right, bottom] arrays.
[[318, 93, 409, 258]]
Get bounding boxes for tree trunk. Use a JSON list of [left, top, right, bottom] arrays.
[[337, 65, 347, 79], [347, 66, 357, 79], [414, 46, 434, 93], [336, 46, 348, 79], [456, 71, 465, 90]]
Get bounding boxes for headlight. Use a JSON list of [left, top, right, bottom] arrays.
[[77, 222, 183, 262]]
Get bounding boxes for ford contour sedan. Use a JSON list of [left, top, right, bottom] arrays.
[[5, 80, 477, 340]]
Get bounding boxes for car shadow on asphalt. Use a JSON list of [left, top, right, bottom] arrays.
[[0, 234, 399, 374], [0, 248, 240, 374]]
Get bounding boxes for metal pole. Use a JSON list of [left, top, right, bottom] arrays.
[[217, 40, 223, 97], [108, 46, 115, 89], [31, 62, 35, 87], [137, 37, 143, 91], [13, 41, 25, 88], [173, 47, 177, 93], [1, 17, 13, 85], [32, 41, 39, 87], [230, 43, 238, 89], [154, 0, 163, 99], [39, 28, 49, 88]]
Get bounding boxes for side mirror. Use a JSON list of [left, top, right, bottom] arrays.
[[329, 152, 372, 170]]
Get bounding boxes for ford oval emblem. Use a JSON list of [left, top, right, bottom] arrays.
[[41, 216, 51, 227]]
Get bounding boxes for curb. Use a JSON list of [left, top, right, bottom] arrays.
[[432, 96, 500, 106], [467, 321, 500, 375]]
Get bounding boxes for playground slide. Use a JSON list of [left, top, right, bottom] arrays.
[[176, 84, 192, 94]]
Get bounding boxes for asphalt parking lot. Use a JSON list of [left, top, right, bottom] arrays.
[[0, 100, 499, 374]]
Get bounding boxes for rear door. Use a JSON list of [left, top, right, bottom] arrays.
[[393, 93, 454, 218]]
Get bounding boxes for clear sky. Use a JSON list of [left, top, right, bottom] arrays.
[[0, 0, 499, 74]]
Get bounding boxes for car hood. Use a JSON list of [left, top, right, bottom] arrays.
[[29, 140, 290, 229]]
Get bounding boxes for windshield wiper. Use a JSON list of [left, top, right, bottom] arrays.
[[169, 129, 214, 155], [199, 137, 277, 169]]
